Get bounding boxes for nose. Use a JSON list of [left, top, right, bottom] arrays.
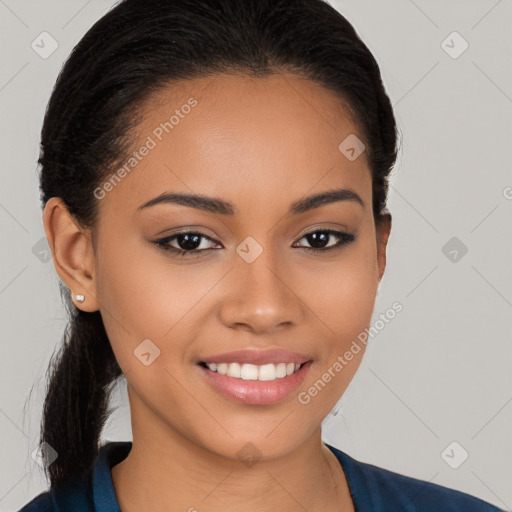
[[219, 250, 304, 335]]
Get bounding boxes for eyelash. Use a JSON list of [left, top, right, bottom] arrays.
[[154, 228, 356, 258]]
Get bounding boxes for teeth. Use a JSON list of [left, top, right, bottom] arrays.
[[258, 364, 276, 381], [275, 363, 287, 378], [217, 363, 228, 375], [226, 362, 241, 378], [205, 362, 303, 380], [241, 363, 259, 380]]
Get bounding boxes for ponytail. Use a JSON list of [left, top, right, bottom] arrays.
[[39, 285, 122, 488]]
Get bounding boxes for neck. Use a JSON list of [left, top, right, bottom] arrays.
[[111, 390, 354, 512]]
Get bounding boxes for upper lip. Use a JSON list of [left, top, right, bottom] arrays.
[[200, 348, 312, 366]]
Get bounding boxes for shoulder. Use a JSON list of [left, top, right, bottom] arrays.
[[17, 490, 53, 512], [360, 461, 504, 511], [326, 444, 505, 512], [15, 441, 130, 512], [16, 476, 94, 512]]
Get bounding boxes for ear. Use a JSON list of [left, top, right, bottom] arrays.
[[376, 213, 392, 283], [42, 197, 99, 312]]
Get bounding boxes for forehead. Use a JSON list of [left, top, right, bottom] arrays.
[[97, 72, 371, 219]]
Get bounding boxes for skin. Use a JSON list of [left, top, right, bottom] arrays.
[[43, 72, 391, 512]]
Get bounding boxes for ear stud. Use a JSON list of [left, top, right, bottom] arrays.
[[75, 294, 85, 303]]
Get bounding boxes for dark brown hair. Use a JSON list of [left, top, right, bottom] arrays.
[[37, 0, 398, 488]]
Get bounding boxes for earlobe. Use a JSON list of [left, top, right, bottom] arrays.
[[42, 197, 99, 312], [376, 213, 392, 282]]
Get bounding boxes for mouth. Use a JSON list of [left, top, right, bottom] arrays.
[[196, 359, 313, 405], [197, 360, 307, 380]]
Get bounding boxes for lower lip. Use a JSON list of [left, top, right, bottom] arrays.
[[197, 361, 312, 405]]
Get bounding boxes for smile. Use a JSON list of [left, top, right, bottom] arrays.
[[197, 360, 313, 405], [202, 362, 302, 381]]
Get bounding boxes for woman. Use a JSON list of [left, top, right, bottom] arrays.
[[18, 0, 505, 510]]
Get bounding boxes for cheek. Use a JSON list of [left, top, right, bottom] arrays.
[[298, 241, 378, 418], [298, 233, 378, 335], [94, 235, 219, 370], [93, 234, 175, 368]]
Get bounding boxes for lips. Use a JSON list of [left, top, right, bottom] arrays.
[[197, 360, 313, 405], [196, 348, 313, 405], [199, 348, 312, 366]]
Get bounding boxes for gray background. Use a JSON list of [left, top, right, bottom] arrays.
[[1, 0, 511, 510]]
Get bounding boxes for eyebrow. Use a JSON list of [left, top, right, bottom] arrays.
[[137, 188, 364, 215]]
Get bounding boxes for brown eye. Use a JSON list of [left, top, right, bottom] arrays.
[[155, 231, 220, 257], [293, 229, 356, 253], [154, 228, 356, 258]]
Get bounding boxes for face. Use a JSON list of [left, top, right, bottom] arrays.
[[46, 72, 390, 461]]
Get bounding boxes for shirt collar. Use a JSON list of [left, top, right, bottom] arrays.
[[325, 442, 375, 511], [92, 441, 132, 512]]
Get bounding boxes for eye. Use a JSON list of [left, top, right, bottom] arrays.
[[154, 228, 356, 258], [154, 230, 221, 257], [293, 229, 356, 253]]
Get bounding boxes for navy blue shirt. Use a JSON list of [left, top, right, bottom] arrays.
[[18, 441, 505, 511]]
